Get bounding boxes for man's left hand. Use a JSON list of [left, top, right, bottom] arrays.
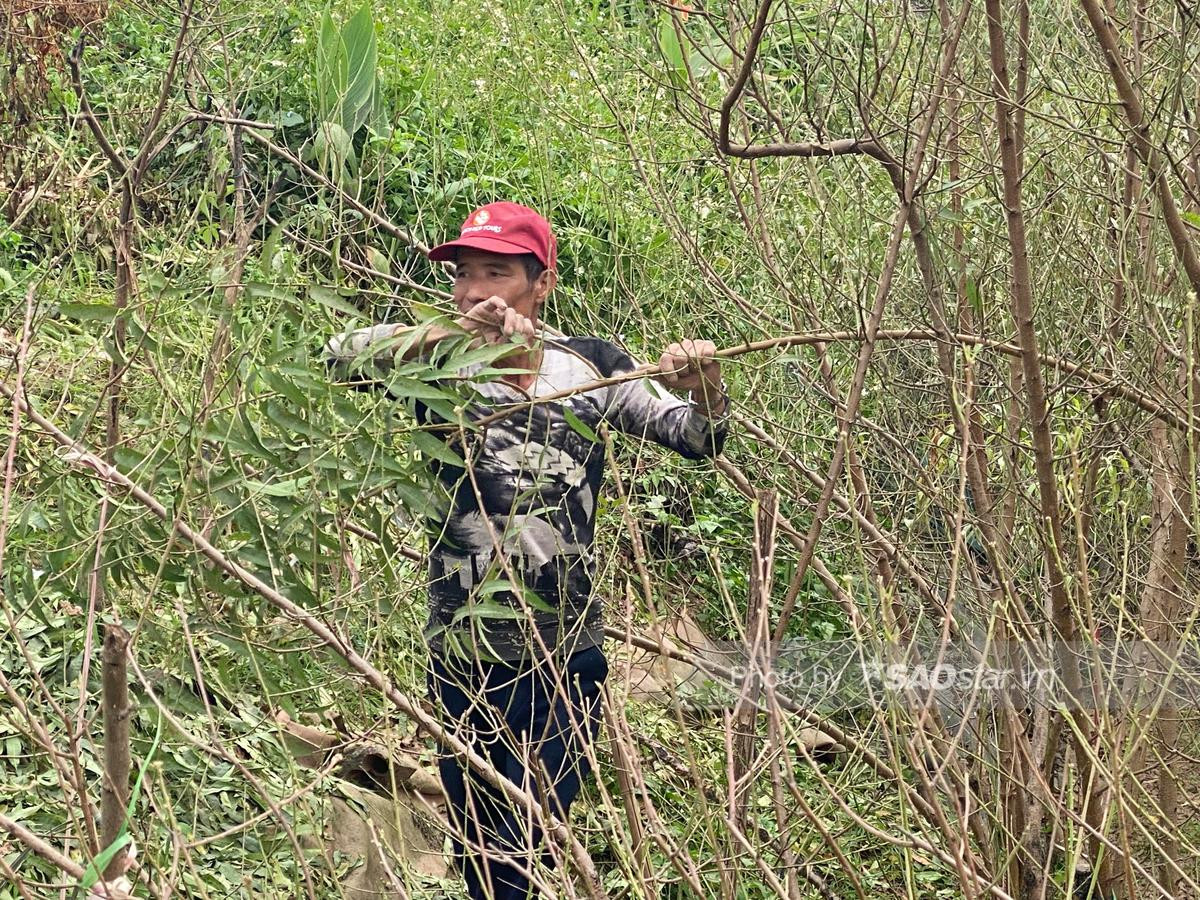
[[658, 339, 725, 414]]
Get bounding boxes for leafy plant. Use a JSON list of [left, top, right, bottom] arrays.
[[313, 2, 383, 178]]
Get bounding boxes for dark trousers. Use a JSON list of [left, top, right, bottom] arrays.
[[428, 645, 608, 900]]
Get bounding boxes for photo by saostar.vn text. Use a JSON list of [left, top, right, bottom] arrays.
[[706, 639, 1200, 710], [724, 657, 1055, 696], [693, 640, 1200, 709]]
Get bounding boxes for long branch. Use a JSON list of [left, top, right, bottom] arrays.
[[768, 205, 910, 643], [430, 328, 1192, 434]]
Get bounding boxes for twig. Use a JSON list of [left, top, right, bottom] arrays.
[[130, 0, 197, 181], [768, 205, 910, 643], [68, 11, 198, 874], [0, 812, 87, 879], [1078, 0, 1200, 296], [67, 39, 128, 175], [241, 128, 430, 254], [716, 0, 895, 167]]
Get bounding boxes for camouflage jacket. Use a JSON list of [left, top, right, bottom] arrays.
[[325, 324, 730, 662]]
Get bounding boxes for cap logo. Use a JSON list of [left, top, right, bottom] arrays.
[[472, 209, 490, 225]]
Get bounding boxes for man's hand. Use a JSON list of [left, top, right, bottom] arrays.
[[657, 339, 725, 415], [455, 296, 535, 347], [455, 296, 506, 343]]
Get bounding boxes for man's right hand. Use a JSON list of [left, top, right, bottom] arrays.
[[387, 297, 534, 363], [455, 296, 535, 347], [455, 296, 507, 342]]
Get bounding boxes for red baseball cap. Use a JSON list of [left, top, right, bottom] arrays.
[[428, 201, 557, 271]]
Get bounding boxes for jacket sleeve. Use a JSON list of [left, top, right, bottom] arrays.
[[597, 340, 729, 460], [323, 324, 401, 389]]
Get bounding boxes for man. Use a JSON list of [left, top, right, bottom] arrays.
[[325, 201, 729, 898]]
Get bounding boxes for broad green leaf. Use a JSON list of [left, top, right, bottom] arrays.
[[392, 478, 431, 512], [244, 476, 314, 498], [78, 833, 132, 891], [205, 465, 247, 494], [113, 446, 151, 475], [474, 579, 520, 598], [434, 341, 527, 374], [436, 177, 474, 203], [125, 711, 163, 821], [317, 9, 347, 122], [409, 300, 446, 323], [383, 376, 461, 402], [562, 406, 600, 443], [415, 396, 465, 424], [365, 246, 390, 277], [246, 281, 295, 304], [966, 277, 983, 321], [202, 416, 256, 456], [341, 3, 378, 134], [276, 366, 328, 391], [265, 400, 329, 441], [57, 302, 116, 322], [257, 366, 310, 408], [411, 430, 465, 467], [450, 599, 529, 624], [309, 284, 365, 320], [281, 578, 318, 606], [657, 19, 686, 80], [238, 406, 276, 458], [125, 313, 165, 357], [471, 366, 539, 378], [473, 578, 557, 614], [316, 120, 355, 167]]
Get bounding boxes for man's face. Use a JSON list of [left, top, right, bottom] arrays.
[[452, 248, 553, 322]]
